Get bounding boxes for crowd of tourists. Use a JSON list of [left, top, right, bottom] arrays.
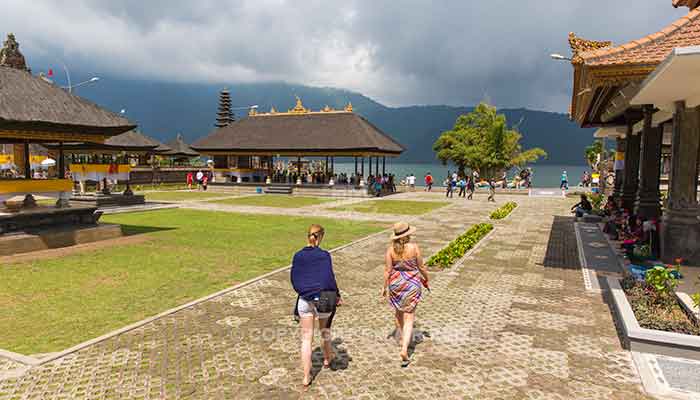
[[290, 222, 428, 389]]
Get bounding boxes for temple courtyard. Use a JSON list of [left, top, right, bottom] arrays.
[[0, 192, 693, 399]]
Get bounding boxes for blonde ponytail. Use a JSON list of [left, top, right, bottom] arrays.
[[392, 235, 410, 257]]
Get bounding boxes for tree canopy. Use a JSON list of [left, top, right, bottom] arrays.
[[432, 103, 547, 178]]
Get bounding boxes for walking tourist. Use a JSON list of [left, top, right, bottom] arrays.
[[202, 173, 209, 191], [408, 173, 416, 191], [195, 170, 204, 191], [424, 172, 433, 192], [467, 176, 475, 200], [457, 176, 466, 197], [501, 171, 508, 189], [186, 171, 193, 190], [487, 179, 496, 202], [472, 169, 480, 184], [291, 224, 341, 389], [560, 170, 569, 190], [444, 176, 453, 198], [383, 222, 429, 367]]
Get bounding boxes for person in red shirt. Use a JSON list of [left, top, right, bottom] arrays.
[[424, 173, 433, 192], [186, 172, 193, 190], [202, 174, 209, 191]]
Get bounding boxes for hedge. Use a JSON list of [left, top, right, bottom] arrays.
[[426, 223, 494, 269], [490, 201, 517, 220]]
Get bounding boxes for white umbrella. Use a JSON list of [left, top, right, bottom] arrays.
[[41, 158, 56, 167]]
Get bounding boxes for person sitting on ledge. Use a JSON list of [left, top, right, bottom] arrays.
[[571, 194, 592, 218]]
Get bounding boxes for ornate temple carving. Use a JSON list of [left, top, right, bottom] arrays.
[[673, 0, 700, 9], [568, 32, 612, 64], [0, 33, 28, 71]]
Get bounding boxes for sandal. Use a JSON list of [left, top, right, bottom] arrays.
[[302, 378, 312, 391]]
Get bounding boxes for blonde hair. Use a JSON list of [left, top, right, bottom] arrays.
[[307, 224, 325, 246], [392, 235, 411, 257]]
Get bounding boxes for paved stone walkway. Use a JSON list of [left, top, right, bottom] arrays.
[[0, 194, 650, 399]]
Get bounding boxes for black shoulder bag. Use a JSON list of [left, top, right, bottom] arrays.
[[316, 290, 338, 314]]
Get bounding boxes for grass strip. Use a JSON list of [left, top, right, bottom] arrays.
[[489, 201, 517, 220], [426, 223, 493, 269]]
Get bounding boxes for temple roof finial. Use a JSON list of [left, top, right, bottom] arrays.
[[0, 33, 28, 71], [344, 102, 353, 112]]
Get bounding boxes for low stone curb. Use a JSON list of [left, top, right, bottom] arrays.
[[0, 225, 392, 367], [607, 276, 700, 361]]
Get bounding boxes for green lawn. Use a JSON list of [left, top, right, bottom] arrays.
[[332, 199, 449, 215], [144, 190, 232, 202], [210, 195, 337, 208], [0, 209, 384, 354]]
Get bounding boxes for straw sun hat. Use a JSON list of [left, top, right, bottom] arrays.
[[390, 222, 416, 240]]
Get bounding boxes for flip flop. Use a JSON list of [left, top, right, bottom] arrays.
[[401, 357, 412, 368]]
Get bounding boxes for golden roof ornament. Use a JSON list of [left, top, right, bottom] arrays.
[[322, 105, 333, 112], [248, 107, 257, 116], [270, 106, 277, 114], [568, 32, 612, 64], [344, 102, 353, 112], [289, 96, 309, 114]]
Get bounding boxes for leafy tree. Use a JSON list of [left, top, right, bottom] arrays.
[[433, 103, 546, 178], [584, 139, 610, 172]]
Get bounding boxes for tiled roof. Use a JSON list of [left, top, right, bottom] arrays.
[[673, 0, 700, 9], [581, 8, 700, 66]]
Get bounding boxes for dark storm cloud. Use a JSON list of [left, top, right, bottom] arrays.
[[0, 0, 686, 111]]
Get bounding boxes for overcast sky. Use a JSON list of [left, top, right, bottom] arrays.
[[0, 0, 687, 112]]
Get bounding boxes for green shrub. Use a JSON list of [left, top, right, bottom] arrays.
[[645, 265, 679, 298], [489, 202, 517, 220], [587, 193, 604, 211], [426, 223, 493, 269]]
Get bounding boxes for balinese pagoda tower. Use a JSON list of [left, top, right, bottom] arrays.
[[215, 88, 235, 128]]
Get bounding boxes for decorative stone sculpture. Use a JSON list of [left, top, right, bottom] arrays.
[[0, 33, 28, 71]]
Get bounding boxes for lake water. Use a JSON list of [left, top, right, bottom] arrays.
[[332, 162, 589, 188]]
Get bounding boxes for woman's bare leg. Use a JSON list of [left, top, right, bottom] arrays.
[[300, 316, 315, 385], [394, 310, 404, 343], [400, 312, 415, 360], [319, 317, 334, 366]]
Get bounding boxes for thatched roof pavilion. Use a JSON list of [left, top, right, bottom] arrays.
[[0, 32, 135, 206], [0, 67, 134, 143], [192, 97, 403, 184], [45, 130, 162, 153], [193, 99, 403, 156], [163, 134, 199, 158]]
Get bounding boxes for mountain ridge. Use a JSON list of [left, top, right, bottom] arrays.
[[65, 77, 593, 165]]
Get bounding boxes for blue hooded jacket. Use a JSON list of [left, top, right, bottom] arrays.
[[290, 246, 339, 301]]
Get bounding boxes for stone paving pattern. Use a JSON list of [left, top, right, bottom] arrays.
[[0, 193, 651, 399]]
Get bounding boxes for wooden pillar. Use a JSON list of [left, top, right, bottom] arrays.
[[58, 142, 65, 179], [375, 156, 379, 176], [325, 156, 329, 178], [635, 105, 663, 219], [621, 120, 641, 212], [662, 102, 700, 263], [368, 157, 372, 176], [331, 157, 334, 175], [361, 157, 365, 176], [354, 156, 358, 176], [613, 137, 625, 199], [23, 141, 30, 179]]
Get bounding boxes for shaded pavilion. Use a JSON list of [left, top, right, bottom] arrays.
[[563, 2, 700, 262], [162, 133, 199, 166], [0, 33, 134, 212], [192, 98, 404, 184], [43, 129, 162, 195]]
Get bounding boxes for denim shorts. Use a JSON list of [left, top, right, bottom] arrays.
[[297, 297, 332, 319]]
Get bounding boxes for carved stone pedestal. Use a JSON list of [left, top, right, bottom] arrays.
[[662, 209, 700, 264]]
